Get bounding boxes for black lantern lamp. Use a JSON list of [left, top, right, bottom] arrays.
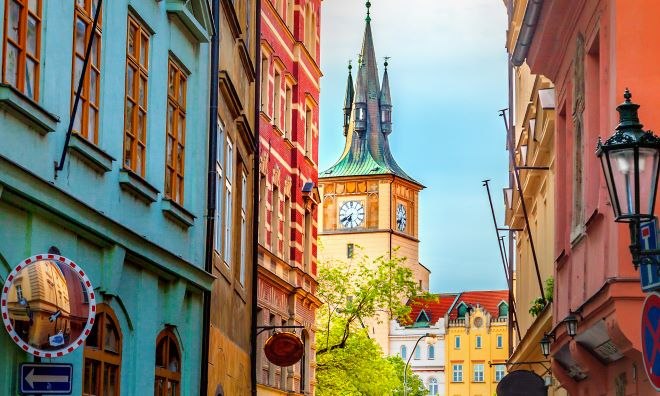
[[564, 314, 579, 338], [540, 333, 555, 358], [597, 89, 660, 223]]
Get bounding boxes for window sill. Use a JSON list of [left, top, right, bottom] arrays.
[[0, 83, 59, 134], [165, 0, 211, 42], [234, 279, 247, 303], [283, 136, 294, 149], [272, 123, 284, 136], [304, 153, 316, 168], [119, 169, 159, 204], [161, 198, 196, 228], [68, 133, 114, 173]]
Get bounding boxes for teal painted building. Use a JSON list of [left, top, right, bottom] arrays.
[[0, 0, 214, 394]]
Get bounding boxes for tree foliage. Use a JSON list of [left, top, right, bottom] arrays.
[[315, 249, 430, 395]]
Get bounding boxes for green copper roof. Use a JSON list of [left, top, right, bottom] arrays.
[[320, 5, 422, 187]]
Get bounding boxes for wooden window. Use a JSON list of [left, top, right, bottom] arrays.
[[305, 106, 312, 155], [303, 209, 311, 271], [258, 174, 267, 244], [165, 59, 187, 204], [224, 137, 234, 266], [123, 15, 149, 176], [260, 55, 268, 112], [2, 0, 42, 100], [215, 118, 224, 253], [273, 70, 281, 128], [154, 329, 181, 396], [83, 304, 122, 396], [239, 169, 247, 286], [284, 84, 292, 139], [271, 186, 279, 255], [72, 0, 102, 143], [283, 196, 291, 262]]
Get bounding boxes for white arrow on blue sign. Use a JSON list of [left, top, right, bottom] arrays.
[[20, 363, 72, 394], [639, 219, 660, 292]]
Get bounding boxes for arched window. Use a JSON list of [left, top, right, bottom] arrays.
[[457, 302, 468, 318], [428, 377, 439, 395], [83, 304, 122, 396], [155, 329, 182, 396], [414, 344, 421, 360], [428, 344, 435, 360], [400, 345, 407, 360], [498, 302, 509, 318]]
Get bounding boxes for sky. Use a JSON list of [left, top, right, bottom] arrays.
[[319, 0, 510, 293]]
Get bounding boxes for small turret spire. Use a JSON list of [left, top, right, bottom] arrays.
[[343, 61, 355, 136], [366, 1, 371, 23]]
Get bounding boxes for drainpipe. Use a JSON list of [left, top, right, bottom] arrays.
[[511, 0, 543, 67], [251, 0, 262, 394], [201, 0, 220, 395]]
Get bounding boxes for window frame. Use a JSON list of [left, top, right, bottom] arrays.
[[214, 118, 224, 253], [428, 377, 438, 395], [452, 364, 463, 382], [413, 344, 421, 360], [239, 169, 247, 286], [223, 136, 234, 266], [495, 364, 506, 382], [454, 335, 460, 349], [428, 344, 435, 360], [164, 58, 187, 204], [123, 14, 150, 176], [400, 345, 407, 360], [475, 335, 482, 349], [473, 363, 485, 383], [2, 0, 42, 100], [154, 329, 182, 396], [496, 334, 503, 349], [83, 304, 122, 396], [71, 0, 102, 143]]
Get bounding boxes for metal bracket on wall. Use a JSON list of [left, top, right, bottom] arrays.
[[491, 360, 552, 375], [256, 325, 304, 336]]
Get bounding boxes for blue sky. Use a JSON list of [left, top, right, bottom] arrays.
[[319, 0, 510, 293]]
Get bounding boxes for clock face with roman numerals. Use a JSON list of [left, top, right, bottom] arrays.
[[339, 201, 365, 228], [396, 203, 407, 232]]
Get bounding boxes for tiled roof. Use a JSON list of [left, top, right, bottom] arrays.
[[447, 290, 509, 320], [401, 293, 460, 326]]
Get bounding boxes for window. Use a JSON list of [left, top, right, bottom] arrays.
[[260, 55, 268, 112], [347, 243, 354, 258], [16, 284, 23, 301], [284, 84, 292, 138], [224, 137, 234, 266], [357, 107, 365, 121], [2, 0, 41, 100], [496, 335, 503, 349], [454, 335, 460, 349], [72, 0, 102, 143], [271, 186, 279, 255], [303, 209, 312, 271], [498, 302, 508, 318], [476, 335, 482, 349], [452, 364, 463, 382], [214, 119, 224, 253], [285, 0, 293, 31], [283, 196, 291, 261], [428, 377, 438, 395], [258, 174, 266, 244], [123, 15, 150, 176], [428, 344, 435, 360], [414, 344, 421, 360], [400, 345, 407, 360], [457, 303, 468, 318], [165, 60, 187, 204], [381, 109, 391, 123], [273, 70, 281, 128], [305, 106, 313, 155], [495, 364, 506, 382], [473, 363, 484, 382], [239, 170, 247, 286], [83, 305, 121, 396], [154, 329, 181, 396]]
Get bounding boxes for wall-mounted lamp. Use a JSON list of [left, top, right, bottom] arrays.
[[564, 311, 582, 338], [540, 333, 555, 358]]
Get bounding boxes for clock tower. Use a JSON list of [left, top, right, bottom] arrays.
[[317, 2, 430, 353]]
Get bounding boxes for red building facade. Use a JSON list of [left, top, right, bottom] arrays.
[[257, 0, 322, 394], [512, 0, 660, 394]]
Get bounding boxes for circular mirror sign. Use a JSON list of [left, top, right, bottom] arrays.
[[1, 254, 96, 357]]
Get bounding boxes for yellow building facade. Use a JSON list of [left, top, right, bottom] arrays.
[[317, 6, 429, 354], [445, 292, 509, 396], [503, 0, 565, 393]]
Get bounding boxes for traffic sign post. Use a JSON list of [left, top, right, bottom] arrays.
[[19, 363, 73, 395], [642, 292, 660, 391], [639, 219, 660, 292]]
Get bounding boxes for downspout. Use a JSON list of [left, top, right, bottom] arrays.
[[506, 0, 516, 358], [201, 1, 220, 395], [250, 0, 262, 394]]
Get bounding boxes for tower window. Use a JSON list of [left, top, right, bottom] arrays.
[[381, 109, 391, 123], [347, 243, 354, 258]]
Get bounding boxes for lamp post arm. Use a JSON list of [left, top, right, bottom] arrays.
[[403, 334, 428, 396]]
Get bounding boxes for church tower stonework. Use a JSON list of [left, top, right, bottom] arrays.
[[317, 2, 430, 354]]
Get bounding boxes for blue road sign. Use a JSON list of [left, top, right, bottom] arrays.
[[19, 363, 72, 395], [642, 292, 660, 391], [639, 219, 660, 292]]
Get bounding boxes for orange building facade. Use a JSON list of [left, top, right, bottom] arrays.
[[511, 0, 660, 394]]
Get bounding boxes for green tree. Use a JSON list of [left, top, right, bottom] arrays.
[[388, 355, 427, 396], [315, 249, 431, 395]]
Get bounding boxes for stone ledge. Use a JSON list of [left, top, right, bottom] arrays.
[[165, 0, 210, 42], [119, 169, 159, 203], [0, 83, 59, 134], [68, 133, 115, 173], [161, 198, 195, 228]]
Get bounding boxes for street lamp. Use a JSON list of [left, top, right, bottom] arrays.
[[403, 333, 437, 396], [564, 314, 579, 338], [540, 333, 555, 358], [597, 89, 660, 268]]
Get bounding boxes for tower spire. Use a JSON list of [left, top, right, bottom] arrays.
[[380, 57, 392, 135], [343, 61, 355, 136], [366, 1, 371, 22]]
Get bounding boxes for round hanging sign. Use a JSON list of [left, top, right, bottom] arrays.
[[1, 254, 96, 357], [264, 332, 304, 367]]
